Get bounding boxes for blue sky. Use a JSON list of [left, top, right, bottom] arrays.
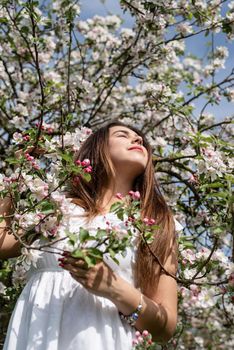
[[80, 0, 234, 121]]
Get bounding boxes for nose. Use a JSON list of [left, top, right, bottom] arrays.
[[131, 135, 143, 145]]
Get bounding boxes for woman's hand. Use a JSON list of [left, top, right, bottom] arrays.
[[58, 255, 118, 299]]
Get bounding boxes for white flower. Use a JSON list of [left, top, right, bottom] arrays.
[[196, 247, 211, 260], [12, 132, 23, 143], [21, 240, 42, 268], [120, 28, 135, 39], [14, 104, 28, 117], [214, 46, 229, 59], [183, 57, 202, 70], [24, 177, 49, 200], [212, 249, 229, 264], [44, 70, 61, 83], [18, 212, 41, 229], [154, 137, 167, 147], [195, 288, 217, 308], [0, 173, 6, 191], [176, 22, 193, 35], [18, 91, 30, 102], [183, 268, 196, 279], [181, 249, 196, 264], [194, 336, 204, 347], [0, 281, 6, 295], [10, 116, 28, 129], [225, 88, 234, 102], [12, 264, 27, 285], [200, 112, 214, 126], [193, 0, 207, 9], [62, 127, 92, 151]]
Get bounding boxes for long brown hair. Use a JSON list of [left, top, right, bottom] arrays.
[[69, 121, 176, 294]]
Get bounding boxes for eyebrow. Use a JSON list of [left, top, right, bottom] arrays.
[[112, 129, 140, 138]]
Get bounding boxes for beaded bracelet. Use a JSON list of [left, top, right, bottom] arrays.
[[119, 294, 143, 327]]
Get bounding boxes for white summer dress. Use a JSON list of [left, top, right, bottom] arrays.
[[3, 204, 182, 350]]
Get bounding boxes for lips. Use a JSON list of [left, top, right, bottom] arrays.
[[128, 146, 144, 152]]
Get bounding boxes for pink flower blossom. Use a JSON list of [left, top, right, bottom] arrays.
[[115, 192, 124, 200], [142, 330, 149, 337], [129, 190, 140, 200], [135, 331, 141, 337], [81, 159, 90, 166], [143, 217, 155, 225], [84, 165, 92, 173], [23, 135, 30, 141], [25, 153, 34, 161], [189, 174, 199, 184]]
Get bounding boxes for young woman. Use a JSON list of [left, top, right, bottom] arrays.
[[1, 121, 180, 350]]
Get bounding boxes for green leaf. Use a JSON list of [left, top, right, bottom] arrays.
[[144, 231, 154, 244], [83, 255, 96, 268], [79, 228, 90, 243], [96, 229, 107, 239], [117, 209, 124, 221], [201, 182, 223, 189], [71, 249, 85, 259], [82, 172, 91, 182], [108, 248, 120, 264], [110, 201, 123, 213], [206, 192, 228, 199], [67, 233, 78, 246], [20, 26, 29, 34], [149, 224, 159, 230], [88, 248, 103, 260], [60, 151, 72, 162], [182, 242, 195, 249], [40, 200, 55, 213], [5, 157, 20, 165]]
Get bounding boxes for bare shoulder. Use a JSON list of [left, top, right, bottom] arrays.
[[0, 196, 21, 259]]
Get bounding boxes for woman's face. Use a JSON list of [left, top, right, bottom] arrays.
[[108, 126, 148, 177]]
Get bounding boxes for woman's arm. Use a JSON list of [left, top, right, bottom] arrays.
[[61, 243, 178, 343], [0, 196, 21, 259], [110, 251, 177, 343]]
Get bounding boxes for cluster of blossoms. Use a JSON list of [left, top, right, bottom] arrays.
[[194, 145, 230, 180], [115, 191, 141, 201], [180, 246, 233, 271], [132, 330, 155, 349], [75, 159, 92, 173], [24, 152, 40, 170]]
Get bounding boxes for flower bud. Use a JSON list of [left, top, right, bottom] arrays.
[[129, 190, 140, 200], [81, 159, 90, 166], [148, 218, 156, 225], [84, 165, 92, 173], [115, 192, 123, 200], [142, 330, 149, 337]]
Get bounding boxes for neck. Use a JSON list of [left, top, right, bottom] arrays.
[[99, 177, 135, 214]]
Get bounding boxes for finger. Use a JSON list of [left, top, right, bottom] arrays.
[[70, 273, 86, 285], [62, 263, 88, 277], [62, 257, 88, 269]]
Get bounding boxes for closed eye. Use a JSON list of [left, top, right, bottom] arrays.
[[117, 133, 128, 138]]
